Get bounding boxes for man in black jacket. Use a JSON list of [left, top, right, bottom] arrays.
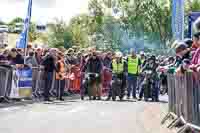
[[83, 51, 103, 100], [41, 49, 57, 102]]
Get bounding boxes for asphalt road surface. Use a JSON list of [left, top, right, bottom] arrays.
[[0, 96, 172, 133]]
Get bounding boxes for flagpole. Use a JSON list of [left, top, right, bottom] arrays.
[[24, 0, 32, 64], [24, 23, 29, 64]]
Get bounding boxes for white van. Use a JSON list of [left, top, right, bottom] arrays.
[[14, 23, 23, 33], [0, 25, 9, 33]]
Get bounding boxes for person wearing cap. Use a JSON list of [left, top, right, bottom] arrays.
[[106, 51, 126, 101], [127, 49, 141, 99], [41, 48, 57, 102]]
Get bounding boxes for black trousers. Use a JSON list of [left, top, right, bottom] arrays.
[[56, 79, 65, 99], [108, 73, 125, 98], [44, 72, 54, 100]]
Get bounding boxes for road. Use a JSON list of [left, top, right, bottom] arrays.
[[0, 96, 172, 133]]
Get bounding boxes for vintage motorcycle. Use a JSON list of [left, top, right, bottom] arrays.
[[141, 70, 154, 101], [86, 72, 101, 100]]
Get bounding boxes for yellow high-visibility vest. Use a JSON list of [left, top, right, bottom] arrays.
[[128, 56, 139, 74], [112, 60, 124, 74]]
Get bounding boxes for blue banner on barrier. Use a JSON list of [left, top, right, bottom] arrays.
[[16, 68, 32, 87]]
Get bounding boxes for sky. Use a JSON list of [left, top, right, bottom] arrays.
[[0, 0, 89, 24]]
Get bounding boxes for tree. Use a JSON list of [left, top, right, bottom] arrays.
[[0, 20, 6, 25], [9, 17, 23, 25], [48, 19, 73, 48], [102, 16, 123, 50], [109, 0, 172, 49], [185, 0, 200, 13], [28, 23, 38, 42], [68, 14, 91, 48]]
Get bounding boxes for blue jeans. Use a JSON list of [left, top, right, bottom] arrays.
[[127, 74, 137, 98]]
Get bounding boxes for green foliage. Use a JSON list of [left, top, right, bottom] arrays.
[[0, 21, 6, 25], [28, 23, 38, 42], [48, 19, 73, 48], [9, 17, 23, 25], [45, 0, 200, 51], [185, 0, 200, 13]]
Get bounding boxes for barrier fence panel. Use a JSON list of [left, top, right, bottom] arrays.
[[194, 73, 200, 126], [167, 74, 176, 113], [33, 67, 45, 97], [175, 75, 184, 117], [182, 72, 193, 123], [6, 67, 13, 97], [167, 72, 200, 127], [0, 66, 11, 98]]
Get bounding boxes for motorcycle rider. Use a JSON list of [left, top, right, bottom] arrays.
[[139, 55, 159, 102], [106, 52, 127, 101], [83, 50, 103, 100]]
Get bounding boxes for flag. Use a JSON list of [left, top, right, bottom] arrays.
[[172, 0, 184, 40], [16, 0, 32, 48]]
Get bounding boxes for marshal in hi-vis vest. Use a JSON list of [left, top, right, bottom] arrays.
[[128, 57, 139, 74], [112, 60, 124, 74]]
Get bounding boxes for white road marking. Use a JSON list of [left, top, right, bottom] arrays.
[[68, 106, 86, 113], [2, 107, 21, 112]]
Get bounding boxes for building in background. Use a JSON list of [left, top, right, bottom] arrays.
[[0, 25, 8, 48]]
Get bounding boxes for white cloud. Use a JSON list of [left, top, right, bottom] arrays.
[[0, 0, 89, 23]]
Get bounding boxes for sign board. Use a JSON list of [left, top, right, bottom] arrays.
[[10, 68, 32, 98]]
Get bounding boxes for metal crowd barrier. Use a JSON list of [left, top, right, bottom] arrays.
[[32, 67, 45, 98], [162, 72, 200, 132], [0, 65, 13, 101], [0, 65, 77, 99], [167, 74, 176, 114]]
